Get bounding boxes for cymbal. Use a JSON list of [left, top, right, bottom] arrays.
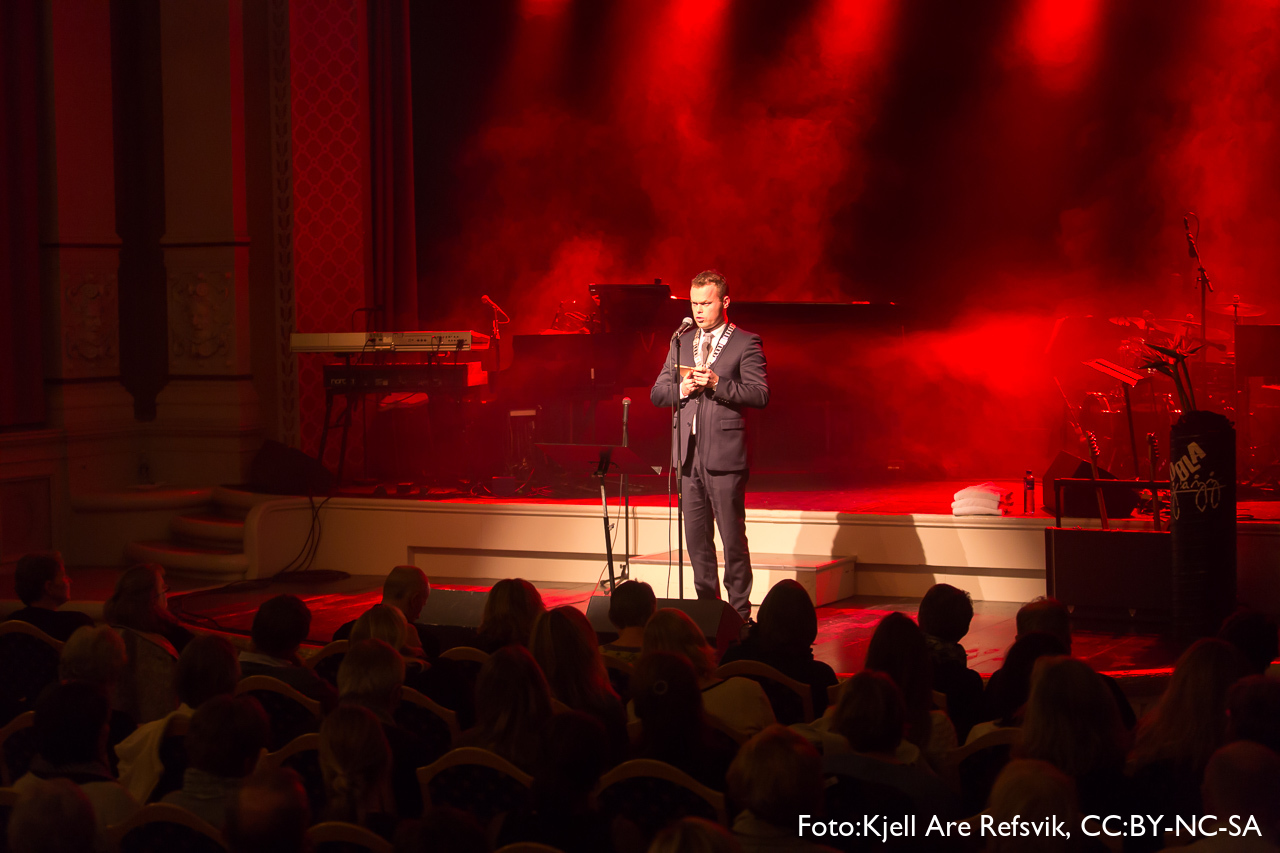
[[1147, 319, 1230, 342], [1109, 316, 1147, 327], [1208, 301, 1266, 317]]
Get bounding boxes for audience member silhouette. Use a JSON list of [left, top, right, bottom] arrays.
[[4, 551, 92, 641], [238, 593, 337, 708], [630, 651, 739, 791], [319, 704, 397, 837], [530, 605, 628, 763], [104, 563, 194, 654], [916, 583, 984, 742], [642, 608, 775, 736], [474, 578, 545, 652], [455, 643, 553, 773], [602, 580, 656, 663], [720, 579, 838, 720], [162, 694, 269, 829]]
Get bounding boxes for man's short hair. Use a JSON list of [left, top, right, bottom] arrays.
[[383, 565, 428, 604], [691, 270, 728, 299], [34, 681, 109, 766], [251, 594, 312, 658], [609, 580, 656, 630], [224, 768, 310, 853], [1219, 608, 1279, 676], [175, 634, 242, 708], [7, 777, 96, 853], [1202, 741, 1280, 838], [187, 694, 269, 778], [918, 583, 974, 644], [14, 552, 63, 606], [1017, 597, 1071, 648]]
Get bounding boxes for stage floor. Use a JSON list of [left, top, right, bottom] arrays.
[[335, 476, 1280, 520]]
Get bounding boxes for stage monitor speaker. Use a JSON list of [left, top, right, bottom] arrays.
[[1045, 527, 1171, 620], [585, 594, 744, 656], [249, 440, 334, 496], [1041, 451, 1138, 518], [418, 589, 488, 628]]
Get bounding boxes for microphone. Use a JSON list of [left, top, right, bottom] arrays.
[[1184, 216, 1198, 260], [674, 317, 694, 337], [622, 397, 631, 447]]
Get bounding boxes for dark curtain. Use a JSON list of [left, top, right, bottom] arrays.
[[0, 0, 45, 429], [369, 0, 418, 331]]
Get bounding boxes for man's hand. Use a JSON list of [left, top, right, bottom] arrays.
[[692, 367, 718, 392], [680, 374, 698, 397]]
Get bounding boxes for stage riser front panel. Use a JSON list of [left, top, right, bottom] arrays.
[[244, 497, 1280, 606]]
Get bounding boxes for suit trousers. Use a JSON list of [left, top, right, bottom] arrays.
[[683, 430, 753, 620]]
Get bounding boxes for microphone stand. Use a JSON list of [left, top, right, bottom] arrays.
[[621, 398, 631, 583], [1186, 217, 1213, 367], [669, 329, 685, 599]]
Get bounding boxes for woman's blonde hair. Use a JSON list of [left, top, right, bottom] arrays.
[[319, 704, 392, 824], [59, 625, 127, 686], [985, 759, 1079, 853], [477, 578, 545, 649], [350, 604, 409, 652], [642, 608, 714, 679]]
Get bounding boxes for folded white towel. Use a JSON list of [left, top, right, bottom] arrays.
[[952, 497, 1003, 510], [954, 482, 1013, 504], [953, 505, 1005, 517]]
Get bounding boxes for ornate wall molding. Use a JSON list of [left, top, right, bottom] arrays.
[[269, 0, 299, 447], [61, 269, 119, 375], [167, 269, 234, 372]]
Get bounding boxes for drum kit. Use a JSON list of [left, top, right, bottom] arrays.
[[1070, 298, 1276, 482]]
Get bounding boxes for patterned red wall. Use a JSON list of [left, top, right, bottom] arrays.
[[289, 0, 370, 469]]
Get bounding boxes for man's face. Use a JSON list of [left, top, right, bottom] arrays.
[[690, 285, 728, 330], [46, 564, 71, 606]]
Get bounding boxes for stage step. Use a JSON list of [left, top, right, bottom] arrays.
[[170, 512, 246, 549], [125, 539, 249, 582], [212, 485, 277, 519], [628, 551, 857, 606]]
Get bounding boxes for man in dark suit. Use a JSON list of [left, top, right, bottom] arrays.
[[651, 271, 769, 621]]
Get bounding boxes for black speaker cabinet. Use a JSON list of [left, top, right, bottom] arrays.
[[585, 594, 744, 656], [1045, 527, 1171, 619], [1042, 451, 1138, 518]]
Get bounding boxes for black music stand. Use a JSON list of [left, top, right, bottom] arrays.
[[537, 443, 655, 592]]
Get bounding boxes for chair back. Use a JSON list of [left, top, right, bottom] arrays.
[[116, 627, 180, 724], [307, 820, 393, 853], [304, 640, 348, 687], [713, 660, 814, 724], [394, 688, 457, 763], [235, 676, 322, 751], [417, 747, 533, 830], [104, 803, 227, 853], [258, 732, 325, 821], [438, 646, 490, 664], [594, 758, 727, 845], [0, 712, 36, 787], [149, 713, 192, 803], [943, 726, 1022, 815], [0, 623, 62, 725]]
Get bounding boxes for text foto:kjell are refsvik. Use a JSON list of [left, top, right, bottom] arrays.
[[797, 814, 1264, 841]]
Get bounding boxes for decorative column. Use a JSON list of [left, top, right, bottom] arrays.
[[150, 0, 262, 483], [40, 0, 136, 490]]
